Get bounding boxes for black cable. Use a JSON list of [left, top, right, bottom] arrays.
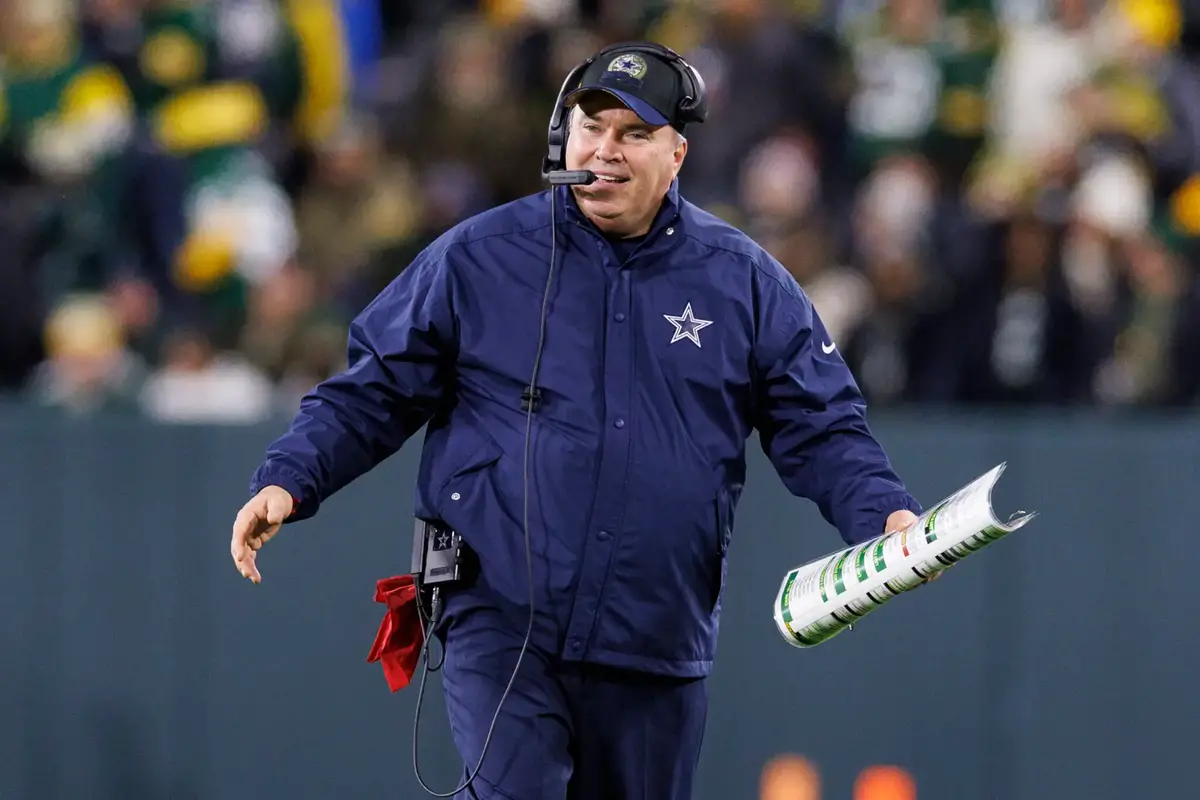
[[410, 191, 557, 797], [413, 587, 445, 672]]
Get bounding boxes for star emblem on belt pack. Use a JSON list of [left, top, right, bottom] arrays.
[[663, 302, 713, 348]]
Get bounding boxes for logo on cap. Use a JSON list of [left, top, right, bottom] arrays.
[[606, 53, 648, 80]]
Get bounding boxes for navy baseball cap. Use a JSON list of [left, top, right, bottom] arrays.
[[564, 48, 683, 129]]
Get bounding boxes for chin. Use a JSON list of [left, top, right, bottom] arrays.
[[575, 193, 624, 217], [587, 209, 630, 230]]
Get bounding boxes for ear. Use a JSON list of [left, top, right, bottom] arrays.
[[672, 136, 688, 177]]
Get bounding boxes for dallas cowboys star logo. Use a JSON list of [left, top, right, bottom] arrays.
[[663, 302, 713, 348]]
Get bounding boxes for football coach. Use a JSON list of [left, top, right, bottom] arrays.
[[231, 41, 923, 800]]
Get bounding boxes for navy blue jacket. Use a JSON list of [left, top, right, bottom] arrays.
[[249, 181, 921, 678]]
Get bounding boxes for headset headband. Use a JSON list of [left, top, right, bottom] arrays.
[[541, 42, 708, 178]]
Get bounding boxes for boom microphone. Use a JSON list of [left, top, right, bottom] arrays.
[[545, 170, 597, 185]]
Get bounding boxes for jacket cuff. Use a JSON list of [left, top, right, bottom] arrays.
[[847, 491, 924, 545]]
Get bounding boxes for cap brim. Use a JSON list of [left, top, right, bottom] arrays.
[[565, 87, 671, 127]]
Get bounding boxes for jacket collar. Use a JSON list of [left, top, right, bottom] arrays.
[[554, 179, 683, 243]]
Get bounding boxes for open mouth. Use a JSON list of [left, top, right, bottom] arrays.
[[594, 175, 629, 184]]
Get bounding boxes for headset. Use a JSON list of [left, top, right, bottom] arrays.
[[412, 42, 708, 799], [542, 41, 709, 182]]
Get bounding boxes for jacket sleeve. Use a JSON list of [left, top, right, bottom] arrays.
[[751, 254, 922, 545], [248, 243, 458, 521]]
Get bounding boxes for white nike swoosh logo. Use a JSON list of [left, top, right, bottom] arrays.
[[822, 341, 836, 354]]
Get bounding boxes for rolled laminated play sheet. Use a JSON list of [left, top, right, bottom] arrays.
[[773, 463, 1036, 648]]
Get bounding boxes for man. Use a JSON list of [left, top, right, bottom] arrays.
[[231, 42, 922, 800]]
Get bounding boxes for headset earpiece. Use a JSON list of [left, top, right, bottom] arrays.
[[675, 58, 708, 126], [543, 61, 591, 177]]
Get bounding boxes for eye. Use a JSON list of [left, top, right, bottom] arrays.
[[582, 122, 601, 134], [628, 131, 650, 141]]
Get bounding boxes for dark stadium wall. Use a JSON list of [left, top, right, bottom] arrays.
[[2, 408, 1196, 800]]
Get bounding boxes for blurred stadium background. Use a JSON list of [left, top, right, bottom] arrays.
[[2, 0, 1199, 798]]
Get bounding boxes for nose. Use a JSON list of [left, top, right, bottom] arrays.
[[594, 132, 624, 163]]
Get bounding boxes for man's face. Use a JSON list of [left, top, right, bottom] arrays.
[[564, 92, 687, 238]]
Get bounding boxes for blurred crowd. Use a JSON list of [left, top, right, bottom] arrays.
[[4, 0, 1200, 423]]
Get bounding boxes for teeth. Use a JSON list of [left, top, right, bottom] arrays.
[[599, 176, 622, 182]]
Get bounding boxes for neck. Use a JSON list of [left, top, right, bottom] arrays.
[[593, 218, 653, 239]]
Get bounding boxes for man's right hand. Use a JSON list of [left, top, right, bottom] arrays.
[[231, 486, 294, 584]]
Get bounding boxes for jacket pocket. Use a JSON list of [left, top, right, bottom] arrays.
[[432, 415, 505, 510], [434, 412, 498, 477], [441, 433, 502, 492], [710, 488, 734, 614]]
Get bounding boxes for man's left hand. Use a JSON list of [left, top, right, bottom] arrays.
[[884, 509, 919, 536], [883, 509, 941, 586]]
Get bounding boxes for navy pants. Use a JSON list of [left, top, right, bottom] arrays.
[[439, 606, 708, 800]]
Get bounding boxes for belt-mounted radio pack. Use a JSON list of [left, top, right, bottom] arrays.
[[411, 518, 477, 623]]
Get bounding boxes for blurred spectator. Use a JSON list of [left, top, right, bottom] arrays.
[[237, 258, 349, 411], [139, 326, 274, 423], [1093, 220, 1200, 405], [26, 293, 147, 415], [1, 0, 1199, 418], [294, 111, 424, 309], [971, 0, 1100, 220]]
